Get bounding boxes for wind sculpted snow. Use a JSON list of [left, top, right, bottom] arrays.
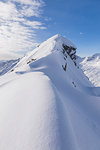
[[0, 34, 100, 150]]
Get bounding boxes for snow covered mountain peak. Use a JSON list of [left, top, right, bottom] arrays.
[[13, 34, 77, 72], [35, 34, 77, 56], [82, 53, 100, 62], [45, 34, 77, 49], [10, 35, 91, 92], [91, 53, 100, 58]]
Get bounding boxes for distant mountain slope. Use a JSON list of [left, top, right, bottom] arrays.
[[0, 35, 100, 150], [0, 59, 19, 76], [78, 54, 100, 87]]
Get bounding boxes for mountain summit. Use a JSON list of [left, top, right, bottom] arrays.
[[13, 34, 77, 72], [0, 35, 100, 150]]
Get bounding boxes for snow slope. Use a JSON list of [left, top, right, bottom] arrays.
[[0, 59, 19, 76], [0, 34, 100, 150], [78, 54, 100, 87]]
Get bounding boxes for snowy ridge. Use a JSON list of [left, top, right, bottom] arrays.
[[0, 59, 19, 76], [0, 35, 100, 150]]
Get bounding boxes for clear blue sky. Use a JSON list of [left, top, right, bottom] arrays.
[[37, 0, 100, 56]]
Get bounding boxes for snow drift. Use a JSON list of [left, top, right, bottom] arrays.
[[0, 34, 100, 150]]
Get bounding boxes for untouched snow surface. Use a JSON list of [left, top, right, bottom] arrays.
[[0, 34, 100, 150], [78, 54, 100, 87]]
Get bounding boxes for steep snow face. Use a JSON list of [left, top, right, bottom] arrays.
[[78, 53, 100, 87], [0, 35, 100, 150]]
